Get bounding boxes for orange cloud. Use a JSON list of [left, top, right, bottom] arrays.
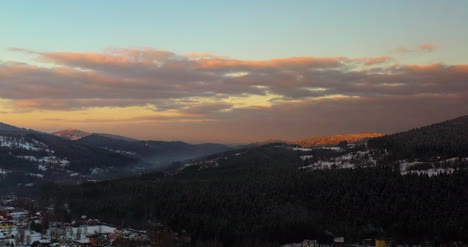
[[185, 53, 230, 59], [352, 56, 393, 66], [4, 47, 468, 117], [393, 44, 436, 53], [191, 56, 348, 70], [419, 44, 435, 52], [131, 113, 205, 120]]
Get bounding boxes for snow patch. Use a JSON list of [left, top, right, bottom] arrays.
[[0, 136, 51, 152], [290, 147, 312, 151]]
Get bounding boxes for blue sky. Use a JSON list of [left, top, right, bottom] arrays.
[[1, 0, 467, 62]]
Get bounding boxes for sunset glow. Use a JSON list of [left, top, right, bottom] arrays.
[[1, 0, 467, 143]]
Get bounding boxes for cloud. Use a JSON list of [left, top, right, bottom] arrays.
[[185, 53, 230, 59], [393, 46, 412, 53], [180, 102, 233, 115], [3, 48, 465, 108], [418, 44, 435, 52], [393, 44, 436, 53], [351, 56, 393, 66], [1, 47, 468, 142]]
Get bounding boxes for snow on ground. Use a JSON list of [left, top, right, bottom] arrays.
[[0, 136, 51, 152], [16, 155, 70, 167], [0, 221, 117, 246], [91, 168, 104, 175], [398, 157, 466, 176], [0, 227, 45, 245], [290, 147, 313, 151], [61, 225, 117, 244], [10, 211, 28, 219], [26, 173, 44, 178], [401, 168, 455, 176], [0, 168, 10, 174], [398, 160, 426, 173], [321, 146, 343, 151], [300, 155, 314, 161], [300, 151, 462, 176], [102, 147, 136, 156], [300, 150, 375, 170]]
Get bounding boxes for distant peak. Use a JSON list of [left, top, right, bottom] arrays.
[[289, 133, 384, 147], [52, 129, 91, 140], [63, 129, 79, 132]]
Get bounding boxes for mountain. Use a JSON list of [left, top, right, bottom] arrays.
[[179, 117, 468, 177], [289, 133, 384, 147], [53, 129, 140, 142], [1, 123, 232, 191], [45, 134, 468, 245], [0, 123, 140, 191], [237, 139, 286, 149], [0, 122, 25, 132], [52, 129, 91, 140], [94, 133, 138, 142], [368, 115, 468, 159], [75, 134, 232, 167]]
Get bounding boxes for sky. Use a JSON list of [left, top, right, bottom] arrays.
[[0, 0, 467, 143]]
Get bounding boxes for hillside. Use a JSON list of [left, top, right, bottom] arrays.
[[1, 123, 233, 192], [95, 133, 138, 142], [43, 144, 468, 245], [0, 124, 140, 191], [289, 133, 384, 147], [76, 134, 233, 167], [368, 115, 468, 159], [0, 122, 24, 132]]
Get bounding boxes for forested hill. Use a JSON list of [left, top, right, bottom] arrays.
[[368, 115, 468, 159], [41, 145, 468, 246]]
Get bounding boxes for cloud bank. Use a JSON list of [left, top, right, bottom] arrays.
[[1, 47, 467, 142]]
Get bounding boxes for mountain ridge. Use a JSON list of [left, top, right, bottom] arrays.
[[368, 115, 468, 159], [52, 129, 91, 140], [288, 133, 384, 147], [0, 122, 26, 132]]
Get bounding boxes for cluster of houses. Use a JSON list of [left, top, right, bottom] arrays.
[[0, 198, 190, 247], [1, 195, 466, 247]]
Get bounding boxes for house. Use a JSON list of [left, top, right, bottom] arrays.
[[334, 237, 344, 247], [0, 211, 12, 221], [0, 221, 14, 229], [375, 239, 389, 247], [362, 239, 375, 246]]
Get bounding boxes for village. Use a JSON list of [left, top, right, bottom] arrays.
[[0, 195, 191, 247]]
